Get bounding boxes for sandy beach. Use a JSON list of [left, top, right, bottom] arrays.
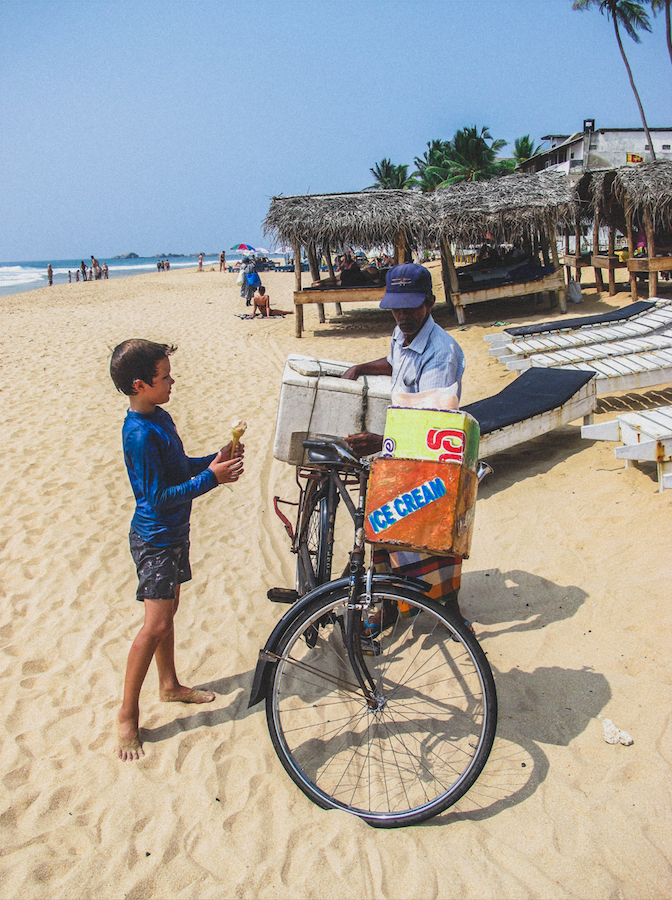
[[0, 265, 670, 899]]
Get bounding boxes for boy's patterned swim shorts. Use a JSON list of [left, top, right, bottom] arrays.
[[129, 529, 192, 602]]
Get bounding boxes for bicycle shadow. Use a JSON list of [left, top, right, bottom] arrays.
[[426, 566, 608, 825], [460, 567, 587, 638], [430, 662, 611, 826]]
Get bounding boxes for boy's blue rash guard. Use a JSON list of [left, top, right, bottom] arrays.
[[122, 407, 217, 546]]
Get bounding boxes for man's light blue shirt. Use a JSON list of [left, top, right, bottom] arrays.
[[387, 314, 465, 400]]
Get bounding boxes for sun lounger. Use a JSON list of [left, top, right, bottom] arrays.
[[581, 405, 672, 491], [486, 299, 672, 395], [463, 368, 597, 456]]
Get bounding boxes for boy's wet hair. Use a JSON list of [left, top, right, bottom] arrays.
[[110, 339, 177, 396]]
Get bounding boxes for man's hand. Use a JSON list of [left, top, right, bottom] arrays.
[[209, 448, 244, 484], [344, 432, 384, 457], [341, 358, 392, 381]]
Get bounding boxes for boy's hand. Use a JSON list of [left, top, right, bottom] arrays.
[[218, 440, 245, 460], [209, 450, 244, 484]]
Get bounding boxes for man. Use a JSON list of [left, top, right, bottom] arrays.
[[341, 262, 470, 630]]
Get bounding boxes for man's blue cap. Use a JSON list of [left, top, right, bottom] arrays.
[[380, 263, 433, 309]]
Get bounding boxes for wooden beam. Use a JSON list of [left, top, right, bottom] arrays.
[[546, 216, 566, 313], [608, 226, 616, 295], [294, 239, 303, 337], [625, 197, 638, 300], [593, 213, 604, 292], [644, 208, 658, 298], [394, 231, 406, 265], [323, 242, 342, 316]]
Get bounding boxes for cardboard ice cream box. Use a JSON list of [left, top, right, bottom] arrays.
[[381, 408, 480, 471], [365, 407, 481, 557], [364, 458, 479, 557]]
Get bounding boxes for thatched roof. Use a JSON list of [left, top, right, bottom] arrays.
[[612, 159, 672, 229], [432, 170, 577, 244], [264, 171, 578, 250], [263, 190, 436, 250]]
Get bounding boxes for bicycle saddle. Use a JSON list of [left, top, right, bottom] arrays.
[[303, 435, 361, 467]]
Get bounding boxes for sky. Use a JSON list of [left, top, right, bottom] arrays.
[[1, 0, 671, 261]]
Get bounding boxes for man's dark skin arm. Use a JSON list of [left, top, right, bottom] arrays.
[[341, 358, 392, 456]]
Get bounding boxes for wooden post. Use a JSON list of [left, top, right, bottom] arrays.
[[593, 213, 604, 293], [441, 237, 464, 324], [546, 216, 567, 313], [608, 226, 616, 296], [323, 243, 342, 315], [644, 207, 658, 298], [564, 232, 571, 283], [575, 218, 582, 281], [394, 231, 406, 265], [294, 239, 303, 338], [539, 229, 550, 268], [306, 243, 325, 323], [625, 198, 638, 300]]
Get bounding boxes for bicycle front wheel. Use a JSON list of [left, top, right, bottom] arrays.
[[265, 584, 497, 827]]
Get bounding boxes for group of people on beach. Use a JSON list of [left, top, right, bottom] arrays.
[[156, 259, 171, 271], [111, 262, 465, 760]]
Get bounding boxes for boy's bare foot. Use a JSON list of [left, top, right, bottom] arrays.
[[115, 715, 145, 761], [159, 687, 216, 704]]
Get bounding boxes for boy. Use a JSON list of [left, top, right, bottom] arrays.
[[110, 339, 244, 761]]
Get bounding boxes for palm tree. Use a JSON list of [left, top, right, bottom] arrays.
[[426, 126, 509, 186], [513, 135, 541, 165], [367, 158, 414, 190], [573, 0, 656, 160], [651, 0, 672, 68], [412, 139, 453, 192]]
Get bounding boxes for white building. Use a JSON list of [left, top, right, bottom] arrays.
[[518, 120, 672, 177]]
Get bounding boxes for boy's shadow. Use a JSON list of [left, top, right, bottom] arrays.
[[139, 670, 258, 746]]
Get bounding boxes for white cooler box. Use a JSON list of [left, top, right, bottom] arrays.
[[273, 355, 392, 465]]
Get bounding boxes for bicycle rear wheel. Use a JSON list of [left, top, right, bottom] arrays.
[[265, 584, 497, 827], [295, 477, 335, 596]]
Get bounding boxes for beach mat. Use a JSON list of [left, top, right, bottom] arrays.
[[463, 369, 595, 435], [502, 301, 655, 337]]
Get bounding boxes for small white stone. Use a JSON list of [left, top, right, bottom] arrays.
[[602, 719, 620, 744]]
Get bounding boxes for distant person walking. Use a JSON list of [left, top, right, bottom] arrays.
[[198, 253, 204, 271], [68, 270, 72, 283], [103, 263, 109, 279], [47, 264, 53, 286], [219, 251, 226, 272], [80, 261, 87, 282], [75, 269, 80, 282], [91, 255, 101, 280]]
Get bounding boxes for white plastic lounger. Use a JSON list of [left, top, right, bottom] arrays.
[[581, 405, 672, 491], [486, 298, 672, 359], [463, 369, 596, 456], [487, 299, 672, 395]]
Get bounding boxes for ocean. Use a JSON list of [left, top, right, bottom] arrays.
[[0, 254, 256, 297]]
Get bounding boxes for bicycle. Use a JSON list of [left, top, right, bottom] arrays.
[[250, 435, 497, 828]]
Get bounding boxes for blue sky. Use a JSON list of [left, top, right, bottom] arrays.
[[0, 0, 670, 260]]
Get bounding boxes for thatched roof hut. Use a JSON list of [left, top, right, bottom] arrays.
[[431, 170, 577, 245], [264, 189, 436, 251]]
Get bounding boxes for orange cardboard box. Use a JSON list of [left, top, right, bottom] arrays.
[[364, 458, 478, 558]]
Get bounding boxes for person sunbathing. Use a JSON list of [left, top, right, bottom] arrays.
[[251, 286, 289, 317]]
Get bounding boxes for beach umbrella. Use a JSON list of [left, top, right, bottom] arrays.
[[252, 247, 270, 256], [230, 243, 256, 252]]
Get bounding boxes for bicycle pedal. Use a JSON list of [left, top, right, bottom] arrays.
[[360, 636, 381, 656], [267, 587, 299, 604]]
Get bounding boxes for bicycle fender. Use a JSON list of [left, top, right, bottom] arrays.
[[247, 574, 432, 708], [247, 577, 351, 708]]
